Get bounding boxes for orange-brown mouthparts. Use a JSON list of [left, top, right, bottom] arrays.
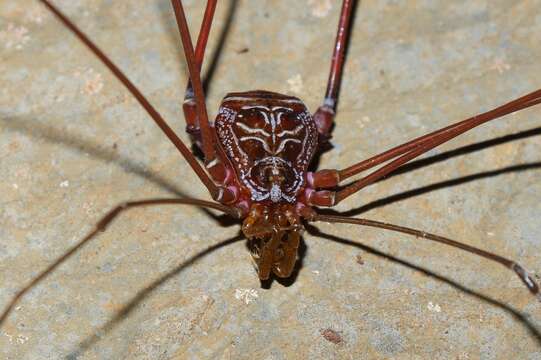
[[242, 204, 303, 280]]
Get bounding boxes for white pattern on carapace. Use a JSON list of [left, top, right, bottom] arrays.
[[215, 95, 317, 204], [275, 138, 302, 154], [277, 124, 303, 137], [236, 122, 271, 136], [224, 96, 304, 105]]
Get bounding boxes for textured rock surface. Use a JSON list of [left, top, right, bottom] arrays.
[[1, 0, 541, 359]]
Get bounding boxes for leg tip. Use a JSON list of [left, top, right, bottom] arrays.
[[512, 263, 540, 298]]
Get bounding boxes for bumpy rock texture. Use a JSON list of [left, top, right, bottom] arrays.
[[1, 0, 541, 359]]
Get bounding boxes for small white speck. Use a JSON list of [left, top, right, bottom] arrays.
[[60, 180, 69, 188], [0, 23, 30, 50], [308, 0, 333, 18], [12, 183, 18, 189], [4, 332, 13, 343], [83, 202, 95, 216], [234, 288, 259, 304], [287, 74, 303, 93], [490, 58, 511, 74], [16, 334, 29, 344], [312, 270, 320, 275], [487, 232, 495, 237], [74, 68, 104, 95], [427, 301, 442, 313], [356, 116, 371, 129]]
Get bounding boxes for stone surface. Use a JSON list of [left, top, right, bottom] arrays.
[[1, 0, 541, 359]]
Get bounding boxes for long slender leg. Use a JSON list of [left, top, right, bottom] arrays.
[[39, 0, 235, 202], [308, 88, 541, 195], [97, 198, 240, 229], [340, 89, 541, 181], [171, 0, 231, 186], [331, 90, 541, 204], [183, 1, 218, 147], [313, 0, 356, 138], [0, 197, 237, 326], [310, 214, 541, 300]]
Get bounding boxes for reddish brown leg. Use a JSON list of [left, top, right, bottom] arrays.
[[308, 88, 541, 203], [310, 214, 541, 301], [313, 0, 356, 138], [183, 0, 218, 148], [38, 0, 232, 201], [338, 89, 541, 182], [171, 0, 231, 188], [41, 0, 237, 203], [96, 198, 240, 229], [0, 197, 237, 326]]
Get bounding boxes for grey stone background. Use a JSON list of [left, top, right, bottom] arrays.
[[1, 0, 540, 359]]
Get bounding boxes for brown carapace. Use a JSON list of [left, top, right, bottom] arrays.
[[214, 91, 317, 279], [38, 0, 541, 294]]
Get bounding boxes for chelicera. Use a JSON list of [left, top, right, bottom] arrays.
[[37, 0, 541, 294]]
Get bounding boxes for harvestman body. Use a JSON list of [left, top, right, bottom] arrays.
[[214, 91, 318, 278], [21, 0, 541, 300]]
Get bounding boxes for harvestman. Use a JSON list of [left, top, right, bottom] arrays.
[[34, 0, 541, 297]]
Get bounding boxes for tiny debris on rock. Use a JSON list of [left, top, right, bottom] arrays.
[[286, 74, 303, 93], [320, 328, 343, 344], [308, 0, 333, 18], [234, 288, 259, 304], [427, 301, 442, 313]]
